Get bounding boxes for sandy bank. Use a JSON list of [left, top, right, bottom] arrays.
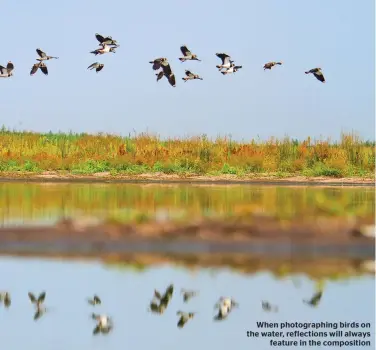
[[0, 171, 374, 186]]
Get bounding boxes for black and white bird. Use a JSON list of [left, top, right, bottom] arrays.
[[36, 48, 58, 62], [263, 61, 282, 70], [221, 64, 242, 75], [215, 53, 234, 71], [155, 61, 176, 87], [179, 45, 201, 62], [0, 61, 14, 77], [87, 62, 104, 73], [305, 68, 325, 83], [30, 62, 48, 76], [182, 70, 203, 82]]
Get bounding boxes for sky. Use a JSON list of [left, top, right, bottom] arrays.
[[1, 0, 374, 141], [0, 257, 374, 349]]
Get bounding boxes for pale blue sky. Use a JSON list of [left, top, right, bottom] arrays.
[[1, 0, 374, 141], [0, 257, 374, 349]]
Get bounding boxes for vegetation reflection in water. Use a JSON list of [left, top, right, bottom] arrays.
[[0, 183, 374, 225]]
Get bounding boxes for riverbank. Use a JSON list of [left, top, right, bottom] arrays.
[[0, 171, 374, 185]]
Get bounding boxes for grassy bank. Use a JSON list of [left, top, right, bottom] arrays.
[[0, 128, 374, 178]]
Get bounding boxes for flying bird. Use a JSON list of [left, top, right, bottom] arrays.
[[221, 65, 242, 75], [181, 289, 199, 302], [87, 294, 102, 305], [263, 61, 282, 70], [95, 33, 118, 47], [92, 313, 113, 335], [262, 301, 278, 312], [215, 53, 233, 71], [179, 45, 201, 62], [28, 291, 47, 320], [182, 70, 203, 82], [0, 61, 14, 77], [87, 62, 104, 73], [0, 292, 11, 308], [30, 62, 48, 76], [90, 44, 117, 56], [303, 290, 323, 307], [305, 67, 325, 83], [36, 49, 58, 61], [176, 311, 196, 328]]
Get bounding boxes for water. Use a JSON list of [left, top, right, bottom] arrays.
[[0, 256, 374, 349], [0, 182, 374, 348], [0, 182, 374, 226]]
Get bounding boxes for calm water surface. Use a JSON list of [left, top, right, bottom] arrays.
[[0, 256, 374, 350], [0, 183, 374, 226]]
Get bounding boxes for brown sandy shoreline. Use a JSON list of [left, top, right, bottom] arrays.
[[0, 171, 374, 186]]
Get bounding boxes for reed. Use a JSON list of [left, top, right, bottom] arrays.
[[0, 127, 374, 177]]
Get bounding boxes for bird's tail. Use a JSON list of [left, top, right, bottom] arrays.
[[304, 71, 310, 74], [216, 65, 222, 69], [277, 62, 282, 65], [179, 58, 185, 62]]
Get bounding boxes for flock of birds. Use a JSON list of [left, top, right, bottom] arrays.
[[0, 284, 324, 334], [0, 33, 326, 87]]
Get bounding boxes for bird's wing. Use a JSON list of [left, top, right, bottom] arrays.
[[28, 292, 37, 303], [30, 64, 39, 75], [311, 291, 323, 303], [95, 33, 105, 43], [34, 310, 42, 320], [314, 71, 325, 82], [162, 63, 172, 76], [93, 325, 101, 335], [152, 62, 161, 70], [38, 292, 46, 303], [36, 49, 46, 58], [177, 318, 185, 328], [180, 45, 191, 57], [167, 74, 176, 87], [216, 53, 230, 64], [40, 65, 48, 76], [234, 65, 242, 69], [0, 65, 5, 74], [156, 71, 164, 81], [6, 62, 14, 72], [87, 63, 98, 69]]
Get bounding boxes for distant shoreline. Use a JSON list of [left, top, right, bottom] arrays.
[[0, 171, 374, 186]]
